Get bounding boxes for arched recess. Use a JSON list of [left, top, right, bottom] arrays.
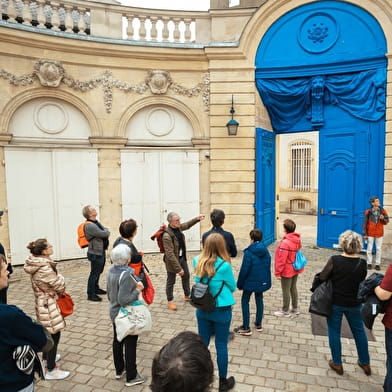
[[117, 96, 205, 142], [253, 0, 388, 248], [238, 0, 392, 61], [0, 88, 101, 137]]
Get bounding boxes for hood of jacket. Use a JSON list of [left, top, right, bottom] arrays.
[[24, 255, 57, 275], [246, 241, 267, 257], [281, 232, 302, 251]]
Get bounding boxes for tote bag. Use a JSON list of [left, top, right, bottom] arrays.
[[309, 279, 333, 317]]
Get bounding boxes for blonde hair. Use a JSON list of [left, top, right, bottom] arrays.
[[339, 230, 363, 254], [195, 233, 230, 278]]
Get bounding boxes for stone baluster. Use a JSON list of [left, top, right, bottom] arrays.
[[162, 16, 170, 42], [126, 14, 134, 39], [173, 18, 180, 42], [50, 1, 60, 31], [138, 15, 146, 40], [150, 16, 158, 42], [36, 0, 47, 29], [64, 5, 74, 33], [77, 7, 86, 35], [22, 0, 32, 26], [184, 18, 192, 42], [7, 0, 18, 23]]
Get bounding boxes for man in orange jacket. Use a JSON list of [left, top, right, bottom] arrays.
[[363, 196, 389, 270]]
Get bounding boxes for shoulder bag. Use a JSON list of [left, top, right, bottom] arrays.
[[114, 272, 152, 341], [190, 260, 225, 312]]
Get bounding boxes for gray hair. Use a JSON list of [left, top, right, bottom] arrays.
[[82, 205, 92, 219], [167, 212, 179, 223], [338, 230, 363, 254], [110, 244, 131, 266]]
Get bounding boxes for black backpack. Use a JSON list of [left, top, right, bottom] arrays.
[[190, 261, 225, 312]]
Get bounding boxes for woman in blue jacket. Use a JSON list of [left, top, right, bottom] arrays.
[[193, 233, 236, 392], [234, 229, 271, 336]]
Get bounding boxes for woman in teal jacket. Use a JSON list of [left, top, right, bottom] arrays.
[[192, 233, 236, 392]]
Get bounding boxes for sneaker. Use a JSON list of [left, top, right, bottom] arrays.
[[167, 301, 177, 311], [291, 308, 300, 315], [125, 373, 146, 387], [233, 326, 252, 336], [254, 323, 263, 332], [42, 353, 61, 368], [375, 265, 381, 271], [45, 368, 70, 380], [115, 370, 125, 379], [367, 264, 372, 270], [274, 310, 291, 317]]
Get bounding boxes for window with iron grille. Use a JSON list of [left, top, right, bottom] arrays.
[[291, 142, 311, 191]]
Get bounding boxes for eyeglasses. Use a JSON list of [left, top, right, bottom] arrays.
[[173, 219, 181, 222]]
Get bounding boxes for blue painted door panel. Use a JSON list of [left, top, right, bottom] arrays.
[[317, 115, 384, 247], [255, 128, 275, 246]]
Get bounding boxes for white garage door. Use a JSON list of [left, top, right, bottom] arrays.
[[121, 150, 200, 253], [5, 148, 99, 264]]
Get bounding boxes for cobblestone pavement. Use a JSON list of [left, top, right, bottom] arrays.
[[8, 243, 388, 392]]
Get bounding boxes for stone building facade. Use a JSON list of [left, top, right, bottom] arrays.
[[0, 0, 391, 263]]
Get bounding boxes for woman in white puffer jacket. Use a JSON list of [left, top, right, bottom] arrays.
[[24, 238, 70, 381]]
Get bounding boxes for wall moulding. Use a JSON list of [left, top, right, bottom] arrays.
[[0, 59, 210, 113]]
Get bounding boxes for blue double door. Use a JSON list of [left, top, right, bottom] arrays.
[[256, 107, 385, 248]]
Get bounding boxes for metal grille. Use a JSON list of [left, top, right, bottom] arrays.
[[291, 142, 311, 191]]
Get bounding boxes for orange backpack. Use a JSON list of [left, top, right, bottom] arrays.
[[77, 221, 92, 248]]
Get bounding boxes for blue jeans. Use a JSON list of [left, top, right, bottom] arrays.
[[241, 291, 263, 328], [327, 304, 370, 366], [196, 306, 232, 378], [87, 253, 106, 296], [385, 327, 392, 392]]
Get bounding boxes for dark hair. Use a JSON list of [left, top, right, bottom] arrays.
[[250, 228, 262, 242], [27, 238, 48, 256], [119, 219, 137, 239], [151, 331, 214, 392], [210, 209, 225, 228], [369, 196, 379, 204], [283, 219, 296, 233]]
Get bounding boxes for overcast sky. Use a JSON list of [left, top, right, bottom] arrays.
[[119, 0, 210, 10]]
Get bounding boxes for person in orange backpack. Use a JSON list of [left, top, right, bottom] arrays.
[[82, 205, 110, 302], [363, 196, 389, 270]]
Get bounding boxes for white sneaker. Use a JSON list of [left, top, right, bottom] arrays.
[[274, 310, 292, 317], [125, 373, 146, 387], [45, 368, 70, 380]]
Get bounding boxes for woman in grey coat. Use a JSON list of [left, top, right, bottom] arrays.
[[107, 244, 146, 387]]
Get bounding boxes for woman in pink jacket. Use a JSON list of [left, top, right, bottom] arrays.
[[274, 219, 304, 317]]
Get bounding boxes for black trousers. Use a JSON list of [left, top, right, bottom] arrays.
[[112, 323, 138, 381], [166, 256, 190, 301], [43, 331, 61, 371]]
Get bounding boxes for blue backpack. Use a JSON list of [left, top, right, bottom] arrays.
[[292, 250, 307, 271]]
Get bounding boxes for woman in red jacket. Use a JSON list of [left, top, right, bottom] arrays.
[[274, 219, 304, 317]]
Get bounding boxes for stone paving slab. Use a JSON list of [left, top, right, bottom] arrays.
[[7, 245, 388, 391]]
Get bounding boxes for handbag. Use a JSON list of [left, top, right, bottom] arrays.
[[292, 250, 308, 270], [56, 292, 74, 318], [190, 261, 225, 312], [309, 278, 333, 317], [142, 272, 155, 305], [114, 272, 152, 341]]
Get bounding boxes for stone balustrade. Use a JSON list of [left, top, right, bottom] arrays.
[[0, 0, 214, 44]]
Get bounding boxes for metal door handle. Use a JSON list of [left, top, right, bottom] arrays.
[[320, 208, 324, 215]]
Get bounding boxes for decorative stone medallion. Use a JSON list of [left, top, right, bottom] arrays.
[[298, 12, 338, 54], [34, 102, 69, 134], [34, 60, 65, 87], [146, 70, 172, 94], [145, 108, 174, 137]]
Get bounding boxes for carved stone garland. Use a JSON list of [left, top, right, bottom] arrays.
[[0, 59, 210, 113]]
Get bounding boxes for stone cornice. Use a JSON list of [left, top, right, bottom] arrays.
[[89, 137, 128, 147]]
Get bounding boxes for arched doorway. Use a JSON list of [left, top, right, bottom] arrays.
[[255, 1, 387, 248]]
